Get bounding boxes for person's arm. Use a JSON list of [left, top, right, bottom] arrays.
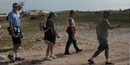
[[20, 11, 24, 19], [68, 19, 74, 37], [108, 24, 121, 30], [96, 26, 98, 35], [9, 23, 16, 38], [105, 19, 121, 30], [52, 27, 60, 38], [19, 25, 23, 38], [96, 26, 98, 40], [50, 20, 60, 38]]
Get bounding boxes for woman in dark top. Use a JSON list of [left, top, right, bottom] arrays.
[[44, 12, 60, 61]]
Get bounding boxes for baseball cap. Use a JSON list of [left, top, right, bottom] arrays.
[[49, 12, 57, 16]]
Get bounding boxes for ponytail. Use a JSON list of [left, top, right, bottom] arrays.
[[47, 15, 51, 20]]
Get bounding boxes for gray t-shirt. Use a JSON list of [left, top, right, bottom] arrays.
[[97, 17, 111, 40], [48, 19, 55, 28]]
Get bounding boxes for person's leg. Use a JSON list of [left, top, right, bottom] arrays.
[[93, 50, 102, 57], [50, 43, 57, 59], [65, 32, 72, 54], [65, 39, 72, 53], [105, 48, 111, 63], [46, 43, 52, 56], [72, 38, 79, 50], [45, 43, 53, 60], [13, 43, 21, 58], [50, 43, 54, 54], [13, 43, 21, 53], [88, 50, 102, 63]]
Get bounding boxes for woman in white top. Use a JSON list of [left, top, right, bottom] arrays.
[[64, 10, 83, 55]]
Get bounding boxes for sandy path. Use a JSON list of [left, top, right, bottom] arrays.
[[0, 27, 129, 65]]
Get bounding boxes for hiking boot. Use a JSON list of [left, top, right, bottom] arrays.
[[8, 54, 15, 62], [15, 57, 25, 61], [88, 59, 94, 63], [0, 55, 5, 60], [76, 49, 83, 53], [45, 56, 52, 61], [50, 54, 57, 59]]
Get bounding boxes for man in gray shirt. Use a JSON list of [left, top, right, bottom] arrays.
[[88, 11, 121, 64]]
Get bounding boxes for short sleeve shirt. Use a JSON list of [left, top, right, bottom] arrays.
[[8, 10, 20, 32], [47, 19, 55, 28], [97, 17, 111, 40]]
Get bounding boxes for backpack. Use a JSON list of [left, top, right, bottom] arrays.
[[39, 18, 51, 32]]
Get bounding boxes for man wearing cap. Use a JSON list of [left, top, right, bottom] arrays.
[[88, 11, 121, 64], [7, 3, 24, 62]]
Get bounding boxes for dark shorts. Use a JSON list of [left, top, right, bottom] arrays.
[[44, 30, 56, 45], [98, 36, 109, 51], [12, 36, 22, 45]]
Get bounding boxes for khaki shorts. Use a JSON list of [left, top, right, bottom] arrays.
[[45, 40, 52, 44]]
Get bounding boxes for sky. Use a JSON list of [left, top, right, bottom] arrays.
[[0, 0, 129, 13]]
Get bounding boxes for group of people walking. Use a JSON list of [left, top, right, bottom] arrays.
[[0, 2, 121, 64]]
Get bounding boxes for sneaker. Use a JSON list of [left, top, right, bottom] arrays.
[[15, 57, 25, 61], [50, 54, 57, 59], [8, 54, 15, 62], [0, 55, 5, 60], [45, 56, 52, 61], [88, 59, 94, 63]]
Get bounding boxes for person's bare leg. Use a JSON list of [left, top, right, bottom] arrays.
[[88, 50, 102, 63], [105, 48, 111, 63], [13, 43, 21, 53], [46, 43, 51, 56], [50, 43, 53, 54], [93, 50, 102, 57], [105, 48, 109, 59]]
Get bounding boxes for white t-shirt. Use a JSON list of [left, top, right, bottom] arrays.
[[67, 17, 75, 27]]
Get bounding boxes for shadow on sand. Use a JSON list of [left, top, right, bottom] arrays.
[[0, 48, 12, 52], [0, 53, 67, 65]]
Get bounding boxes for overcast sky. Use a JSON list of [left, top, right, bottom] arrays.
[[0, 0, 129, 13]]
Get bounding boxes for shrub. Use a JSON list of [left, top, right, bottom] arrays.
[[30, 16, 39, 20]]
